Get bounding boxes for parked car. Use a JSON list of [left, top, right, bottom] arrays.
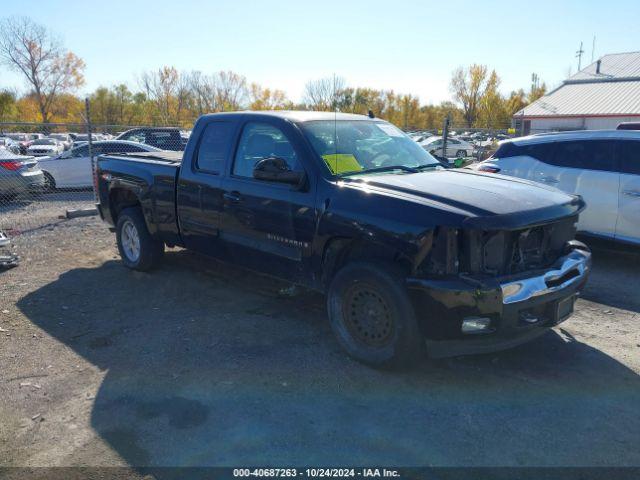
[[72, 134, 95, 144], [0, 137, 21, 155], [5, 133, 33, 154], [26, 138, 65, 157], [418, 136, 474, 159], [0, 149, 45, 200], [116, 127, 188, 151], [48, 133, 73, 150], [473, 130, 640, 245], [617, 122, 640, 130], [95, 111, 591, 368], [39, 140, 161, 190]]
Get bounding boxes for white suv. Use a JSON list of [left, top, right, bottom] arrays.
[[474, 130, 640, 245]]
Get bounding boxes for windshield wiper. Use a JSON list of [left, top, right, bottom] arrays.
[[341, 165, 419, 176], [414, 163, 442, 171]]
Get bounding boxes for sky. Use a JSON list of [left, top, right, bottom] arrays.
[[1, 0, 639, 105]]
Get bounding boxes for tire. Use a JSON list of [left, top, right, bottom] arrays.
[[42, 171, 56, 192], [116, 207, 164, 271], [456, 149, 466, 158], [327, 261, 423, 369]]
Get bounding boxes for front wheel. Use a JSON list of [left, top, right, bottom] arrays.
[[116, 207, 164, 271], [327, 262, 423, 369], [456, 149, 466, 158]]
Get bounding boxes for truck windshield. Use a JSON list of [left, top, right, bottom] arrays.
[[301, 120, 441, 176]]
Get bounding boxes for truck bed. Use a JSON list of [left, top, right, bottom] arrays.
[[96, 151, 183, 246]]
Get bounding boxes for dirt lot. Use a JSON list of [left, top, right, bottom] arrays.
[[1, 214, 639, 470]]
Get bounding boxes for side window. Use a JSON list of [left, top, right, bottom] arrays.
[[553, 140, 616, 171], [73, 145, 89, 157], [196, 122, 234, 173], [522, 143, 556, 164], [90, 145, 105, 155], [618, 140, 640, 175], [233, 123, 300, 178], [102, 143, 141, 153], [492, 142, 519, 159]]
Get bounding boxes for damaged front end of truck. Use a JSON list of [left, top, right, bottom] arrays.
[[406, 202, 591, 358]]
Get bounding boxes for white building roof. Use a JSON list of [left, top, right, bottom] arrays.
[[516, 51, 640, 118], [568, 51, 640, 81]]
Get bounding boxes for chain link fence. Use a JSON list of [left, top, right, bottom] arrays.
[[0, 116, 188, 266]]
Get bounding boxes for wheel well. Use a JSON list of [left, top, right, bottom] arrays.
[[321, 237, 411, 289], [109, 188, 140, 222], [42, 171, 55, 187]]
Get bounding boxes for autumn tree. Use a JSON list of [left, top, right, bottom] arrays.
[[0, 16, 85, 123], [0, 88, 17, 122], [248, 83, 288, 110], [211, 71, 248, 111], [477, 70, 507, 128], [450, 64, 498, 127], [140, 66, 193, 125]]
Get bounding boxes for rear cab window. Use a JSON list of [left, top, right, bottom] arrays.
[[195, 122, 235, 174]]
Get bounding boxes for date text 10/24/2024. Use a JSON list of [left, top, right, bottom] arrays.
[[233, 468, 401, 478]]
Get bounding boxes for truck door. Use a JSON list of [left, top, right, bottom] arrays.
[[615, 140, 640, 244], [219, 120, 317, 283], [176, 120, 237, 255]]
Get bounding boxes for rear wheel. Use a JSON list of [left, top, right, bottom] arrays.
[[327, 262, 423, 369], [42, 171, 56, 192], [116, 207, 164, 271], [456, 149, 466, 158]]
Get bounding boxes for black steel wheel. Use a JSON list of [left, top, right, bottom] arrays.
[[328, 261, 423, 369]]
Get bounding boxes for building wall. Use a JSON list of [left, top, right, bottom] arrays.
[[524, 116, 640, 133]]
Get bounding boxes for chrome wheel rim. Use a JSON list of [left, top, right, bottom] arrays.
[[121, 220, 141, 262]]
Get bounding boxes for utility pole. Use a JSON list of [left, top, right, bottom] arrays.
[[576, 41, 585, 71], [591, 36, 596, 63]]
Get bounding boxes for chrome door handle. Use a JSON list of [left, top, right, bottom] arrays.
[[623, 190, 640, 197]]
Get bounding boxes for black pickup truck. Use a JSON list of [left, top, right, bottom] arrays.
[[95, 111, 591, 368]]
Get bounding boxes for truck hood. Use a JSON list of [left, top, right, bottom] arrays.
[[343, 169, 584, 229]]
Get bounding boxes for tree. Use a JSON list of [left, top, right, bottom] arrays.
[[477, 70, 508, 129], [248, 83, 288, 110], [0, 16, 85, 123], [211, 70, 248, 111], [140, 66, 192, 125], [450, 64, 497, 127], [0, 88, 17, 122], [303, 76, 346, 110]]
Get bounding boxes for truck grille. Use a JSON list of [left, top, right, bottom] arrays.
[[460, 216, 578, 276]]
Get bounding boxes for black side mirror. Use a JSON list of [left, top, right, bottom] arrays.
[[253, 157, 306, 187]]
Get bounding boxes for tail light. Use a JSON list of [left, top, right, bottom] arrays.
[[0, 160, 22, 171], [478, 164, 501, 173]]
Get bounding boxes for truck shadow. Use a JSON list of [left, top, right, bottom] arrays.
[[16, 250, 640, 471], [579, 240, 640, 313]]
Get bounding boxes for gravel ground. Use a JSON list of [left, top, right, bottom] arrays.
[[0, 213, 639, 470]]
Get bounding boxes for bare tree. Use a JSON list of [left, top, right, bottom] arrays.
[[187, 71, 217, 116], [303, 75, 346, 110], [0, 16, 85, 123], [211, 71, 248, 111]]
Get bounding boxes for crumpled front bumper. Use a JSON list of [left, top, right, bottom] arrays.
[[406, 241, 592, 358]]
